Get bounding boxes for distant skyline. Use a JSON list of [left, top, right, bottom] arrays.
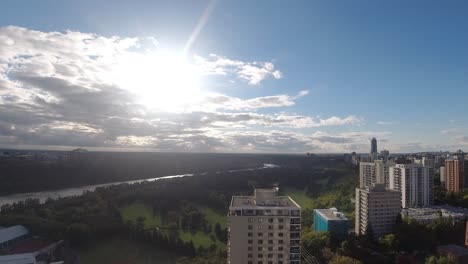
[[0, 0, 468, 153]]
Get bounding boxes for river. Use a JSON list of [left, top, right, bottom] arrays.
[[0, 163, 280, 208]]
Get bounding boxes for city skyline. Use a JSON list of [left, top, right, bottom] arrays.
[[1, 1, 468, 153]]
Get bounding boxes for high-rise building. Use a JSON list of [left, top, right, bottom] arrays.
[[228, 188, 301, 264], [313, 208, 349, 241], [440, 166, 445, 187], [422, 157, 435, 169], [359, 162, 376, 188], [360, 160, 393, 188], [370, 137, 378, 154], [389, 164, 434, 208], [375, 160, 394, 189], [355, 184, 401, 238], [445, 158, 465, 193]]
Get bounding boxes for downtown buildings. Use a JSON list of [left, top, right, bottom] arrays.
[[228, 188, 301, 264]]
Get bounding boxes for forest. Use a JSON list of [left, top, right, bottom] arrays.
[[1, 153, 465, 263]]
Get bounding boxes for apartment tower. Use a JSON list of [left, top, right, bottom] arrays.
[[445, 158, 465, 193], [389, 164, 434, 208], [228, 188, 301, 264], [355, 184, 401, 238]]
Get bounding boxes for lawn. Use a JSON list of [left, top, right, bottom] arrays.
[[119, 203, 227, 250], [284, 187, 316, 211], [79, 237, 179, 264], [199, 207, 227, 229], [120, 203, 162, 228]]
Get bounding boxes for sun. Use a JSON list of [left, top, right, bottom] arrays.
[[111, 50, 203, 112]]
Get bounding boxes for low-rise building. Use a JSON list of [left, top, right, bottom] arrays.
[[313, 208, 349, 240], [0, 225, 29, 250], [401, 205, 468, 224]]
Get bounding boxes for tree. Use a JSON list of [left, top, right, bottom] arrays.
[[425, 255, 456, 264], [380, 234, 398, 253], [301, 228, 330, 259], [329, 255, 362, 264]]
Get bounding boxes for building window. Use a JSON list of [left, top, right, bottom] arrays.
[[248, 253, 252, 258], [258, 218, 264, 223], [278, 247, 283, 251], [278, 240, 283, 244], [268, 218, 274, 223], [248, 218, 253, 222], [248, 225, 253, 230], [248, 247, 252, 251], [268, 247, 273, 251], [258, 240, 263, 244], [268, 240, 273, 244], [258, 247, 263, 251], [268, 225, 273, 230], [279, 225, 284, 230], [258, 225, 263, 230], [258, 232, 263, 236], [278, 232, 283, 237], [278, 218, 284, 223], [268, 232, 273, 237], [248, 232, 252, 237], [248, 240, 252, 244], [258, 254, 263, 258]]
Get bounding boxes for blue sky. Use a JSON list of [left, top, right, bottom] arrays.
[[0, 0, 467, 153]]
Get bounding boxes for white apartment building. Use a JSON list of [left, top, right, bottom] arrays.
[[360, 162, 376, 188], [355, 184, 401, 238], [389, 164, 434, 208], [228, 188, 301, 264], [360, 161, 392, 188]]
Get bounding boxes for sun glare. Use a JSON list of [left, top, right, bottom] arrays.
[[111, 50, 203, 112]]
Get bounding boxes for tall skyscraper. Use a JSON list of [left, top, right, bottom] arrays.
[[228, 188, 301, 264], [389, 164, 434, 208], [445, 158, 465, 193], [370, 137, 378, 154], [355, 184, 401, 238]]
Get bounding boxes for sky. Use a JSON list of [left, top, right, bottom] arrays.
[[0, 0, 467, 153]]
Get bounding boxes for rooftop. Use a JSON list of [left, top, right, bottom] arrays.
[[230, 188, 300, 208], [0, 253, 36, 264], [315, 208, 349, 221], [0, 225, 28, 244]]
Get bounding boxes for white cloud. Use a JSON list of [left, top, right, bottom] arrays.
[[0, 26, 365, 153], [193, 54, 282, 85], [377, 121, 395, 125], [201, 90, 308, 111]]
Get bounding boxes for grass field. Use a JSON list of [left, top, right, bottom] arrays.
[[120, 203, 162, 228], [199, 207, 227, 229], [79, 237, 179, 264], [119, 203, 227, 250], [284, 187, 316, 211]]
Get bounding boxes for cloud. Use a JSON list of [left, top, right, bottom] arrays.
[[0, 26, 364, 153], [193, 54, 282, 85], [202, 90, 308, 111], [377, 121, 395, 125]]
